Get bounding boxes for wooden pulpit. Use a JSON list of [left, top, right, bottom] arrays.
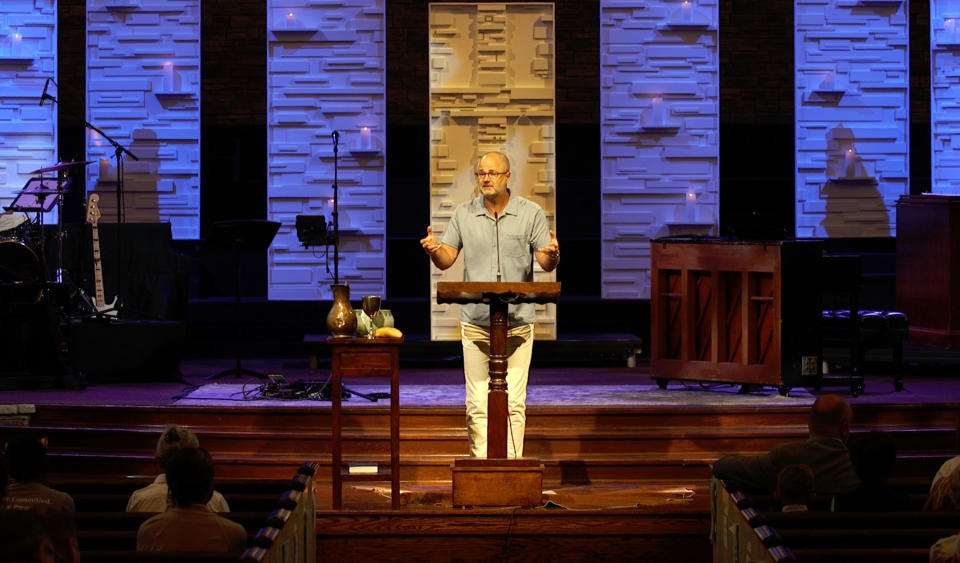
[[437, 281, 560, 506]]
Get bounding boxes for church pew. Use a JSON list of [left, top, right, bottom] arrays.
[[77, 529, 257, 551], [763, 510, 960, 530], [776, 527, 953, 549], [790, 547, 930, 562], [80, 551, 241, 563], [74, 462, 319, 563], [55, 476, 297, 511], [745, 492, 929, 512], [55, 477, 295, 495], [71, 491, 287, 512], [74, 511, 268, 532], [238, 462, 318, 563], [712, 480, 952, 563]]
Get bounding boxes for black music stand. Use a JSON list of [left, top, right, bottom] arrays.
[[7, 177, 65, 214], [201, 220, 280, 380]]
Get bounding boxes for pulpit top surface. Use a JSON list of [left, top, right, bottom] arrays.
[[436, 282, 560, 304]]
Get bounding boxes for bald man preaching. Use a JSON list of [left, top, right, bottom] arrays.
[[420, 151, 559, 459]]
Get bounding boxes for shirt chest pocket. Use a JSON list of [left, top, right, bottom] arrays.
[[503, 234, 530, 257]]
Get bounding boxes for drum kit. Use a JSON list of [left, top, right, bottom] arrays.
[[0, 160, 93, 306]]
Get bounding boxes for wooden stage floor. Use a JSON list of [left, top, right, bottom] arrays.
[[1, 347, 958, 407]]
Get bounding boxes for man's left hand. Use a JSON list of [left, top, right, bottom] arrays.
[[537, 230, 559, 258]]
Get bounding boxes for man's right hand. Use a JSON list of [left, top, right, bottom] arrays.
[[420, 226, 440, 256], [420, 226, 458, 270]]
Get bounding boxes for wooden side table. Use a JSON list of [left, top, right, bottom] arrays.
[[327, 336, 402, 510]]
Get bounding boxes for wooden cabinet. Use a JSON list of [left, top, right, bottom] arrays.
[[896, 194, 960, 348], [650, 239, 823, 392]]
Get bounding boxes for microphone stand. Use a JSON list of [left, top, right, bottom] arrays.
[[323, 130, 373, 401], [38, 87, 66, 285], [42, 85, 140, 316], [495, 211, 502, 282], [331, 130, 340, 285]]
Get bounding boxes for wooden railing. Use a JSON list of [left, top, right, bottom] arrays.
[[238, 461, 318, 563]]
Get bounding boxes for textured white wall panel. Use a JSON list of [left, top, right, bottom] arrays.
[[794, 0, 909, 238], [932, 0, 960, 193], [428, 3, 557, 341], [599, 0, 719, 300], [267, 0, 386, 301], [0, 1, 58, 222], [85, 0, 201, 240]]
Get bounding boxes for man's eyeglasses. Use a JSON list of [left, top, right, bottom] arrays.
[[475, 171, 508, 178]]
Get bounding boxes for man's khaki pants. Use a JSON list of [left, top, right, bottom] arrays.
[[460, 322, 534, 458]]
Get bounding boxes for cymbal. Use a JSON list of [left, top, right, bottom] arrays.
[[28, 160, 95, 174]]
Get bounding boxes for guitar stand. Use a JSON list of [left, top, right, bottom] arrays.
[[79, 304, 120, 325], [200, 220, 281, 380]]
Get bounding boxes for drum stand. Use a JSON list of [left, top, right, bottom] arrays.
[[7, 176, 63, 285], [26, 172, 68, 284], [13, 163, 99, 320]]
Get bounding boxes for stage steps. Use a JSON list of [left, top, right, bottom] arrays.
[[19, 421, 958, 457], [2, 401, 957, 483]]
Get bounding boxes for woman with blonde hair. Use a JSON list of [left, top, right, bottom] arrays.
[[126, 425, 229, 512]]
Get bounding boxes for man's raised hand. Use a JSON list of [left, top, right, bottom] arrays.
[[420, 226, 440, 256], [537, 229, 559, 258]]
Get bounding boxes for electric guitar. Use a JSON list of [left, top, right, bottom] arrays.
[[85, 193, 118, 316]]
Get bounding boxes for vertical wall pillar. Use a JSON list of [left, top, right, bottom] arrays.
[[85, 0, 202, 239], [600, 0, 719, 300], [0, 1, 58, 220], [794, 0, 909, 238], [266, 0, 386, 300], [932, 0, 960, 193], [428, 3, 557, 340]]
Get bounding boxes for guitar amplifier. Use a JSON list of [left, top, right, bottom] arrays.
[[68, 320, 184, 382]]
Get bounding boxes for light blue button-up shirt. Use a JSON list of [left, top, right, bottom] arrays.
[[442, 192, 551, 326]]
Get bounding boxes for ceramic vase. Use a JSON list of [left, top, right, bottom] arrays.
[[326, 283, 357, 337]]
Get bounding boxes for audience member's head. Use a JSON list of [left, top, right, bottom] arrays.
[[156, 425, 200, 472], [6, 435, 49, 484], [166, 447, 215, 508], [0, 509, 56, 563], [808, 394, 852, 442], [926, 460, 960, 511], [776, 464, 816, 508], [930, 531, 960, 563], [948, 465, 960, 509], [848, 430, 897, 486]]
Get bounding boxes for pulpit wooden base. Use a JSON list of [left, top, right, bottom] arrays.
[[451, 458, 543, 507]]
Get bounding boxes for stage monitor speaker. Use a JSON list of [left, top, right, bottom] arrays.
[[69, 320, 185, 382]]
